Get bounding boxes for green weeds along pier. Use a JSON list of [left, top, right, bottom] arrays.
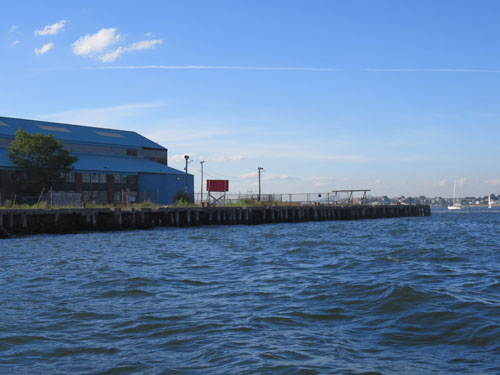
[[0, 204, 430, 238]]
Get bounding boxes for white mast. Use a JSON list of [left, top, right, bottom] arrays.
[[448, 180, 462, 210], [453, 180, 456, 204]]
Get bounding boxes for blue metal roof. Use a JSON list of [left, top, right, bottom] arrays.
[[0, 147, 185, 175], [73, 153, 185, 175], [0, 116, 165, 150]]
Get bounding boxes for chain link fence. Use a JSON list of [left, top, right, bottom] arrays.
[[194, 192, 366, 206], [11, 190, 367, 207]]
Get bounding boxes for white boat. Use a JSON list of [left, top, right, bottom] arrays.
[[489, 194, 492, 209], [448, 180, 462, 210]]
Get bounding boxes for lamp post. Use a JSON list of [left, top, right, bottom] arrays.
[[258, 166, 263, 201], [200, 160, 205, 203], [184, 155, 189, 193]]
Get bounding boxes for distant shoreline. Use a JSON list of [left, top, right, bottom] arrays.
[[434, 205, 496, 208]]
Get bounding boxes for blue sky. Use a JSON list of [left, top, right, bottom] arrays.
[[2, 0, 500, 198]]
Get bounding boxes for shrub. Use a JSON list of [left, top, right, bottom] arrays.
[[173, 191, 194, 205], [1, 200, 13, 208]]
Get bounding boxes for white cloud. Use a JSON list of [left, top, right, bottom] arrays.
[[72, 27, 161, 62], [10, 40, 20, 47], [457, 177, 468, 187], [312, 180, 328, 188], [129, 39, 162, 51], [238, 171, 294, 183], [98, 39, 162, 62], [170, 153, 195, 163], [34, 43, 54, 55], [9, 25, 17, 33], [263, 173, 296, 181], [485, 179, 500, 186], [37, 102, 164, 130], [308, 176, 334, 188], [146, 127, 228, 144], [203, 154, 244, 163], [35, 20, 67, 36], [72, 28, 122, 56], [241, 171, 258, 178], [98, 47, 124, 63]]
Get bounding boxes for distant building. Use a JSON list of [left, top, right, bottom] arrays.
[[0, 116, 193, 205]]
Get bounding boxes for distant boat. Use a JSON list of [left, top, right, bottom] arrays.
[[489, 194, 492, 209], [448, 180, 462, 210]]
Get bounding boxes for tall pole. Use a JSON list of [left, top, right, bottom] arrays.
[[184, 155, 189, 193], [258, 166, 263, 201], [200, 160, 205, 203]]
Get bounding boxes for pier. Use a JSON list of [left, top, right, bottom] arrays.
[[0, 204, 430, 237]]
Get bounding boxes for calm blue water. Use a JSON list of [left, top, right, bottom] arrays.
[[1, 208, 500, 374]]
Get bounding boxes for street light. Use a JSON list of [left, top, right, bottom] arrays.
[[200, 160, 205, 203], [184, 155, 189, 193], [258, 166, 264, 201]]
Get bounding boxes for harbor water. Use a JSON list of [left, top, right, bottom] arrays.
[[1, 208, 499, 374]]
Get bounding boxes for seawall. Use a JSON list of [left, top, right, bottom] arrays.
[[0, 204, 430, 238]]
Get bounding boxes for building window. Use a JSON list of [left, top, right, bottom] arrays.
[[82, 173, 90, 183], [126, 175, 138, 185], [91, 173, 99, 183], [99, 174, 107, 184], [129, 191, 137, 202], [65, 172, 75, 183], [112, 174, 137, 185]]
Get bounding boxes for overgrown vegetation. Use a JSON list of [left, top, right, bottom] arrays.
[[0, 200, 161, 210], [173, 190, 195, 206], [0, 200, 48, 209], [225, 199, 287, 207], [135, 199, 160, 209], [174, 198, 195, 207], [225, 199, 259, 207]]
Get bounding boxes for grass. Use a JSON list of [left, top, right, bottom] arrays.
[[0, 200, 49, 210], [0, 199, 162, 210], [224, 199, 292, 207], [0, 198, 331, 210], [173, 198, 197, 207]]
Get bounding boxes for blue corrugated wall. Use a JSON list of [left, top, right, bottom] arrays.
[[138, 173, 194, 205]]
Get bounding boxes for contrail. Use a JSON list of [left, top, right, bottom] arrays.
[[366, 68, 500, 73], [86, 65, 500, 73], [88, 65, 335, 72]]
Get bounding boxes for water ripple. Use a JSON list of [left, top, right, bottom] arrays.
[[1, 208, 500, 373]]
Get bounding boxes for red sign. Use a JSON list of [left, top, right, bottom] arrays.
[[207, 179, 229, 192]]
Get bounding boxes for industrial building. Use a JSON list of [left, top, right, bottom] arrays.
[[0, 116, 193, 205]]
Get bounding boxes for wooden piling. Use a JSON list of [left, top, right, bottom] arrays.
[[0, 204, 430, 237]]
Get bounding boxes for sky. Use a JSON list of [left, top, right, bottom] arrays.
[[1, 0, 500, 198]]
